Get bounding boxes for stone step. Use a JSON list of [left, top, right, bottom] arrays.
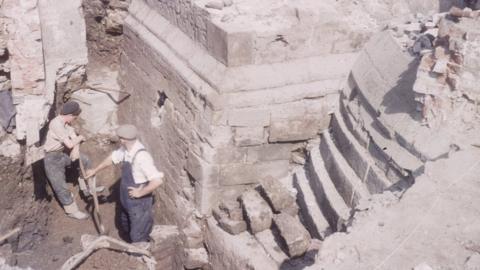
[[320, 132, 370, 207], [306, 145, 351, 231], [343, 97, 423, 176], [293, 168, 332, 240], [329, 112, 391, 194]]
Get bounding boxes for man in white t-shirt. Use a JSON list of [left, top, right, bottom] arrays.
[[86, 124, 164, 244]]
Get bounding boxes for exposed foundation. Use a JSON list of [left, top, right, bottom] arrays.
[[1, 0, 480, 269]]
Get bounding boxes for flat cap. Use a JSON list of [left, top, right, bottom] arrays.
[[116, 124, 137, 140], [61, 101, 82, 116]]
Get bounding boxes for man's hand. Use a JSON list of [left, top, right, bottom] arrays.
[[77, 135, 85, 143], [128, 186, 143, 198], [85, 169, 96, 179]]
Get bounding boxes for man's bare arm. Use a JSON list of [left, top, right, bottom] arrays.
[[85, 155, 114, 178]]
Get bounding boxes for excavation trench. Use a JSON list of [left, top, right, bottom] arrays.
[[1, 0, 479, 269]]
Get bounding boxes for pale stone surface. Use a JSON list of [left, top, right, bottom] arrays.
[[259, 176, 296, 213], [233, 126, 266, 147], [220, 160, 290, 186], [240, 190, 273, 234], [182, 217, 204, 249], [218, 200, 243, 221], [184, 248, 209, 269], [0, 134, 21, 158], [273, 213, 311, 258], [205, 217, 278, 270], [72, 67, 119, 135], [212, 207, 247, 235], [38, 0, 88, 104], [4, 0, 45, 96], [269, 117, 329, 142], [228, 108, 270, 127]]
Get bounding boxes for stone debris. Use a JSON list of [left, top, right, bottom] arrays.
[[0, 258, 33, 270], [213, 199, 247, 235], [412, 262, 434, 270], [386, 7, 480, 129], [205, 1, 224, 10], [464, 253, 480, 270], [181, 217, 204, 249], [219, 200, 244, 221], [104, 0, 130, 35], [273, 213, 311, 257], [212, 207, 248, 235], [240, 190, 273, 234], [149, 225, 183, 270], [183, 248, 209, 269], [258, 176, 296, 213]]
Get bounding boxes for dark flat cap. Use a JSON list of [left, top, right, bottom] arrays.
[[116, 124, 137, 140], [61, 101, 82, 116]]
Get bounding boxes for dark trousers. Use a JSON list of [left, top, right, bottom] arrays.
[[43, 151, 90, 206], [119, 198, 154, 242]]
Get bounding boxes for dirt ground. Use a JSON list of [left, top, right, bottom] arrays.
[[76, 249, 148, 270], [0, 137, 142, 270]]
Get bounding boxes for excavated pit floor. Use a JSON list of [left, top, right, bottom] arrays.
[[1, 137, 127, 270]]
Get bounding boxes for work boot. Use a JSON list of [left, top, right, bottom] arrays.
[[81, 185, 106, 197], [64, 201, 89, 220]]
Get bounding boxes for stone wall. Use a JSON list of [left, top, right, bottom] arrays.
[[119, 0, 355, 227]]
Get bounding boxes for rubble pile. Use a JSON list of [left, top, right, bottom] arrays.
[[389, 6, 480, 129], [213, 176, 312, 258], [414, 7, 480, 128]]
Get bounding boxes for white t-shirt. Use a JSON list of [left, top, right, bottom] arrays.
[[111, 140, 164, 185]]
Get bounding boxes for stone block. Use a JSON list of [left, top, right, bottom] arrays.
[[269, 117, 326, 142], [233, 126, 266, 147], [228, 108, 270, 127], [206, 19, 228, 65], [182, 218, 204, 249], [246, 143, 296, 163], [212, 207, 247, 235], [220, 160, 290, 186], [273, 213, 311, 257], [258, 176, 296, 213], [195, 180, 220, 215], [225, 31, 254, 67], [219, 200, 243, 221], [240, 190, 273, 234], [213, 147, 247, 165], [150, 225, 181, 261], [186, 150, 219, 185], [184, 248, 209, 269]]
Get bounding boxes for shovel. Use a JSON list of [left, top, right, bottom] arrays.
[[77, 145, 108, 235]]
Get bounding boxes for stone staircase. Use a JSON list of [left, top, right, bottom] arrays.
[[291, 93, 425, 240], [210, 93, 426, 266]]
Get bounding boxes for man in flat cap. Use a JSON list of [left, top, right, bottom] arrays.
[[44, 101, 103, 220], [86, 124, 164, 246]]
